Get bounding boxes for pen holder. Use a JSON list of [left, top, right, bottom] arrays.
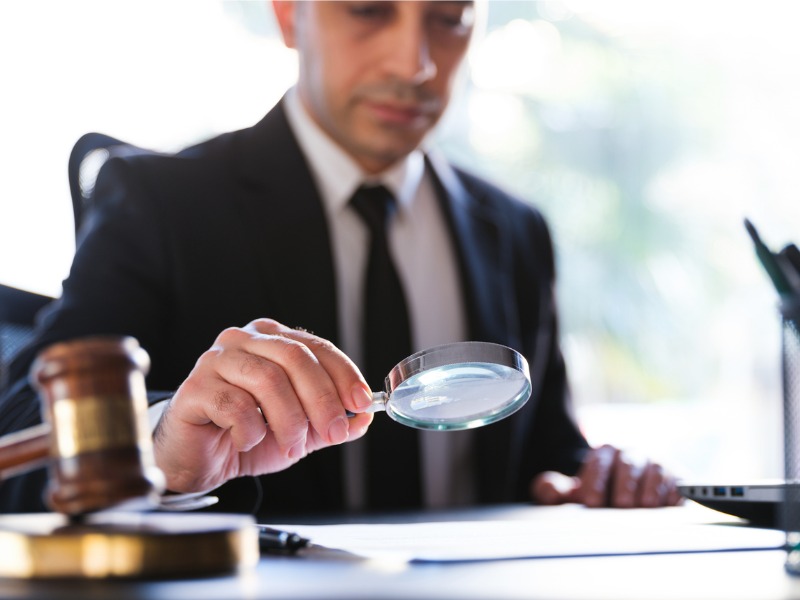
[[780, 296, 800, 574]]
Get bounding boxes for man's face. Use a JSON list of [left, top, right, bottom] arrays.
[[275, 1, 476, 174]]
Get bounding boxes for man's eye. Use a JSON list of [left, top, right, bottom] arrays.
[[429, 7, 474, 34], [432, 14, 466, 29]]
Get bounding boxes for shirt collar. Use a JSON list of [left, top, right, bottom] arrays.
[[283, 87, 424, 217]]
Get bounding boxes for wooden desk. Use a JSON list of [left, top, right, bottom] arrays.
[[1, 504, 799, 600]]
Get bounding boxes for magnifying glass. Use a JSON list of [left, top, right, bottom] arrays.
[[359, 341, 531, 431]]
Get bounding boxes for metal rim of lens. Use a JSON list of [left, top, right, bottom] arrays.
[[384, 341, 530, 394], [383, 341, 532, 431]]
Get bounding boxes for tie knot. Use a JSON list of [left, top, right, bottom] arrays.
[[350, 185, 396, 234]]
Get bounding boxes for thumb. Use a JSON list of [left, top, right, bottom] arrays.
[[530, 471, 581, 505]]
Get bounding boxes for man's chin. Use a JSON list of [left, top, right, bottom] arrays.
[[361, 147, 419, 171]]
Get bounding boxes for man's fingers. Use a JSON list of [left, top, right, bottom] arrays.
[[206, 387, 269, 452], [167, 361, 268, 451], [586, 445, 683, 508], [193, 335, 314, 455], [633, 461, 665, 507], [530, 471, 581, 505], [608, 452, 641, 508], [257, 321, 375, 413], [535, 445, 684, 509], [216, 322, 357, 448], [636, 464, 683, 507], [246, 319, 373, 410], [578, 444, 619, 507]]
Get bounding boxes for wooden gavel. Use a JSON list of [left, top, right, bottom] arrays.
[[0, 336, 165, 516]]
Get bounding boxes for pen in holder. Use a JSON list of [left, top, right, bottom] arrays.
[[781, 295, 800, 574]]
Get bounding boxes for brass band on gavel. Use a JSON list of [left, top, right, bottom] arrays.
[[28, 336, 165, 515]]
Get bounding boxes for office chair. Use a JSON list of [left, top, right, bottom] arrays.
[[0, 283, 53, 388], [67, 132, 153, 235]]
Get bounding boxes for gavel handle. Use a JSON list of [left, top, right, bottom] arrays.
[[0, 423, 51, 479]]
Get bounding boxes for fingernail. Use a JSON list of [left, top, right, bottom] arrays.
[[351, 384, 373, 410], [288, 437, 306, 459], [328, 416, 349, 445]]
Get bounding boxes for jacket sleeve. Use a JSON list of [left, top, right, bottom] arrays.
[[508, 199, 590, 499]]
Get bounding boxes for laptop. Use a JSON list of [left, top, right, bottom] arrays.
[[677, 481, 794, 528], [680, 222, 800, 529]]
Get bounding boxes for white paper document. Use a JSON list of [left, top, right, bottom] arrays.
[[268, 504, 785, 562]]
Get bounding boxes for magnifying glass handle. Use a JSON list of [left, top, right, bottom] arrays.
[[345, 391, 388, 417], [367, 392, 388, 413]]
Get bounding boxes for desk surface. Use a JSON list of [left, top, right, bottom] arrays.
[[2, 503, 800, 600]]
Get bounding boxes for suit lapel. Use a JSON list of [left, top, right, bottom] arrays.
[[229, 100, 339, 345], [425, 152, 524, 502], [425, 151, 519, 347]]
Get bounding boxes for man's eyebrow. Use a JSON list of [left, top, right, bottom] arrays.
[[437, 1, 475, 7]]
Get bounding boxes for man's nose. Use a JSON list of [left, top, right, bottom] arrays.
[[384, 20, 437, 85]]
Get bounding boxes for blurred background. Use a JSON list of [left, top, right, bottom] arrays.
[[1, 0, 798, 482]]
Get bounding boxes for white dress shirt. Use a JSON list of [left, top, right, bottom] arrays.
[[283, 88, 475, 509]]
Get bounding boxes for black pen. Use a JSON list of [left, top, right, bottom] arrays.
[[257, 525, 311, 554]]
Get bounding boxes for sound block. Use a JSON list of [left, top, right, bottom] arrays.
[[0, 511, 259, 579]]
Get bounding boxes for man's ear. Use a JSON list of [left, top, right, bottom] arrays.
[[271, 0, 297, 49]]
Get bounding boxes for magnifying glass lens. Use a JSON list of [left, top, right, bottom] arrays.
[[385, 360, 531, 431]]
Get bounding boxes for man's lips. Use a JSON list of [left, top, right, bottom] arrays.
[[362, 99, 438, 126]]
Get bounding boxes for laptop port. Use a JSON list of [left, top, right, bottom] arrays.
[[713, 486, 727, 497]]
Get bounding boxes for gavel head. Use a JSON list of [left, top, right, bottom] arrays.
[[31, 336, 165, 516]]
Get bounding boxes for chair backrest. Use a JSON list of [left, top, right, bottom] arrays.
[[0, 283, 54, 388], [67, 132, 153, 235]]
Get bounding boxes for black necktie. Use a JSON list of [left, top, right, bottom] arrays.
[[350, 185, 421, 510]]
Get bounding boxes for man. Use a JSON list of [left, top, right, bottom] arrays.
[[0, 1, 680, 515]]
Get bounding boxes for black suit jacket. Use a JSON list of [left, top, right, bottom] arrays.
[[0, 99, 588, 516]]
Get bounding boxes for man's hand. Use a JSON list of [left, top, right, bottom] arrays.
[[530, 444, 683, 508], [152, 318, 374, 493]]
